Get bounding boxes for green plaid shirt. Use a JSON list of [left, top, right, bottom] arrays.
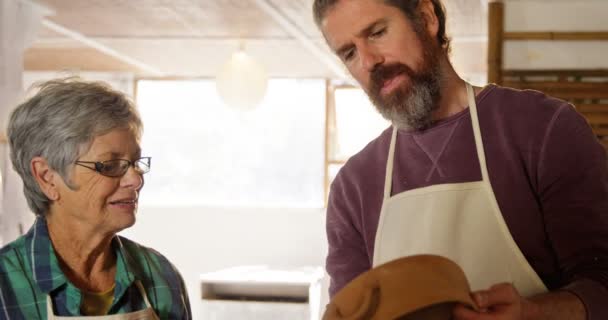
[[0, 218, 191, 319]]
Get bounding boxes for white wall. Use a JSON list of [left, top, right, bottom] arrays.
[[503, 0, 608, 69], [120, 206, 330, 320]]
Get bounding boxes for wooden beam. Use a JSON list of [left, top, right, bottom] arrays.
[[487, 1, 504, 84], [25, 47, 146, 73], [504, 32, 608, 41], [577, 104, 608, 113], [41, 19, 165, 76], [503, 82, 608, 90], [584, 114, 608, 126], [328, 159, 347, 165], [503, 69, 608, 77], [542, 91, 608, 100], [503, 82, 608, 99], [593, 128, 608, 136]]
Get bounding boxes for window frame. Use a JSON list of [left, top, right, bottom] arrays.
[[323, 81, 363, 205]]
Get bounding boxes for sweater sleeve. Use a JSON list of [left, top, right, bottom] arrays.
[[325, 171, 371, 298], [537, 103, 608, 320]]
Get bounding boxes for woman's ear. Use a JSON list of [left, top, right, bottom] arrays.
[[419, 0, 439, 39], [31, 157, 60, 201]]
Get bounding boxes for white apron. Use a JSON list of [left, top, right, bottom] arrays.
[[372, 83, 547, 297], [46, 281, 160, 320]]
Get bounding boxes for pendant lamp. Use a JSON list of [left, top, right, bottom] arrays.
[[216, 45, 268, 110]]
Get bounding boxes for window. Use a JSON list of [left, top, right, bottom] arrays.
[[136, 79, 326, 208], [324, 84, 390, 200]]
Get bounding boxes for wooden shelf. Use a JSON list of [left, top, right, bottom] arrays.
[[576, 104, 608, 113], [592, 127, 608, 136], [504, 31, 608, 41], [503, 82, 608, 100], [503, 69, 608, 78], [488, 2, 608, 149]]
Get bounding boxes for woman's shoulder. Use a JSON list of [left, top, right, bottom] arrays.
[[116, 236, 173, 265], [114, 236, 184, 281], [0, 236, 28, 267], [0, 236, 33, 302], [114, 238, 191, 318]]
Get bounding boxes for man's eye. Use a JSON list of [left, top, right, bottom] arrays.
[[343, 49, 356, 62], [370, 28, 386, 38]]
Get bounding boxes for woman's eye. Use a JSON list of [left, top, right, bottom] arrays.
[[101, 163, 117, 173]]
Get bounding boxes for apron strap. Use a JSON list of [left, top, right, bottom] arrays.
[[383, 127, 398, 199], [384, 83, 487, 199], [134, 281, 153, 309], [466, 83, 491, 183], [46, 294, 55, 319]]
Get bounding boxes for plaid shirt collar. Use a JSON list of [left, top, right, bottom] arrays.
[[23, 217, 144, 298]]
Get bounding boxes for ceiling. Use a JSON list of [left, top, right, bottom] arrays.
[[24, 0, 489, 79]]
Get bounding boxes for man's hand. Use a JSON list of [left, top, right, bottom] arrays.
[[452, 283, 540, 320]]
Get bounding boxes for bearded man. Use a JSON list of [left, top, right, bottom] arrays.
[[314, 0, 608, 319]]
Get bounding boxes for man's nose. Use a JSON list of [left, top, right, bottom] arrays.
[[359, 45, 384, 72]]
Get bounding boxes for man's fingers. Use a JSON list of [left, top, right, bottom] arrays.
[[453, 303, 495, 320], [453, 303, 479, 319], [473, 283, 520, 309]]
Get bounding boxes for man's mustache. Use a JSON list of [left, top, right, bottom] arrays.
[[370, 63, 416, 88]]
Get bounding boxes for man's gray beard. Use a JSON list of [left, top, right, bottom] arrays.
[[374, 80, 439, 131]]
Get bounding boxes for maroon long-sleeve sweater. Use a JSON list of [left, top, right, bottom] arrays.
[[326, 84, 608, 319]]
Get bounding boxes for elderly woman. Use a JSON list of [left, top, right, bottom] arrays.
[[0, 78, 191, 319]]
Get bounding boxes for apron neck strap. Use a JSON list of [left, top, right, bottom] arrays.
[[384, 127, 398, 199], [383, 83, 490, 199], [466, 83, 491, 183], [133, 281, 153, 308]]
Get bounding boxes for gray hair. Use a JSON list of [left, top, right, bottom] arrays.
[[7, 77, 143, 216], [313, 0, 451, 52]]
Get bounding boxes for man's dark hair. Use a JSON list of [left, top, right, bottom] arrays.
[[313, 0, 450, 52]]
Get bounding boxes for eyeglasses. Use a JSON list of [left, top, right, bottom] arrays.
[[75, 157, 151, 177]]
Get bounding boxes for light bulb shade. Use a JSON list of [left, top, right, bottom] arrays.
[[216, 51, 268, 110]]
